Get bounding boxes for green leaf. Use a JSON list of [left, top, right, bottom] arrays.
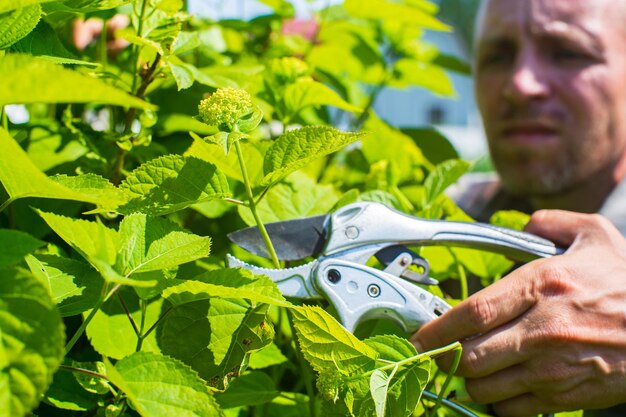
[[0, 5, 41, 49], [86, 289, 163, 359], [0, 128, 106, 210], [364, 335, 417, 362], [167, 58, 195, 90], [105, 352, 223, 417], [162, 268, 289, 307], [0, 229, 44, 267], [247, 343, 288, 369], [390, 58, 454, 96], [215, 371, 279, 408], [11, 20, 90, 65], [0, 0, 52, 14], [117, 213, 211, 277], [344, 0, 450, 31], [51, 174, 129, 209], [490, 210, 531, 231], [25, 254, 103, 317], [186, 135, 267, 185], [159, 300, 273, 381], [0, 54, 155, 109], [369, 369, 390, 417], [118, 155, 230, 215], [283, 80, 361, 120], [361, 115, 429, 183], [261, 126, 363, 187], [44, 366, 101, 411], [291, 306, 378, 374], [401, 127, 458, 164], [423, 159, 471, 206], [385, 361, 430, 417], [238, 172, 339, 226], [191, 131, 247, 156], [36, 210, 118, 265], [0, 266, 64, 417]]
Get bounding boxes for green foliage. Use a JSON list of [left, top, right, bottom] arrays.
[[105, 352, 223, 417], [0, 266, 64, 417], [0, 1, 552, 416]]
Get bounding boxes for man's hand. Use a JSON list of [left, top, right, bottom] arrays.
[[412, 210, 626, 416]]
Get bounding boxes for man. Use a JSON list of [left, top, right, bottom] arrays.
[[413, 0, 626, 415], [452, 0, 626, 236]]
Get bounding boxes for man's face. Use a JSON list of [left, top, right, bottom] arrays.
[[474, 0, 626, 196]]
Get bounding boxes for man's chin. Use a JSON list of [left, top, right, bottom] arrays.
[[500, 172, 572, 197]]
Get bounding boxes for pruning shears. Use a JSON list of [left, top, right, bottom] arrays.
[[227, 202, 563, 334]]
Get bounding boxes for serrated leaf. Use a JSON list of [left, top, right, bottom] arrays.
[[118, 154, 230, 215], [37, 210, 118, 265], [0, 266, 64, 417], [247, 343, 288, 369], [215, 371, 279, 408], [25, 254, 102, 317], [11, 20, 90, 65], [291, 306, 378, 374], [0, 5, 41, 49], [162, 268, 288, 307], [238, 172, 339, 226], [191, 131, 247, 156], [86, 289, 163, 359], [364, 335, 417, 362], [0, 0, 54, 13], [105, 352, 223, 417], [283, 80, 361, 120], [117, 213, 211, 276], [167, 58, 195, 90], [370, 369, 390, 417], [423, 159, 471, 206], [0, 128, 106, 210], [186, 135, 267, 185], [159, 300, 273, 381], [385, 361, 430, 417], [0, 54, 155, 108], [261, 126, 362, 187], [51, 173, 129, 209], [0, 229, 44, 267], [344, 0, 449, 31]]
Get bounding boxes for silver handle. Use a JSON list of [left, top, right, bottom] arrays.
[[324, 203, 563, 262]]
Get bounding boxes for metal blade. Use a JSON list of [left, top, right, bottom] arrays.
[[228, 215, 328, 260]]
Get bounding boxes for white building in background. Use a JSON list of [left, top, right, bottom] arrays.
[[191, 0, 488, 161]]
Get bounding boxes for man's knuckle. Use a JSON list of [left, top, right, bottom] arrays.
[[467, 297, 495, 331], [464, 378, 488, 403], [461, 349, 486, 377]]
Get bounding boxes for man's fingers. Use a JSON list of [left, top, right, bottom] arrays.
[[525, 209, 617, 247], [464, 365, 529, 404], [413, 266, 538, 351]]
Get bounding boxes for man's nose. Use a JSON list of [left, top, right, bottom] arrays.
[[503, 57, 550, 102]]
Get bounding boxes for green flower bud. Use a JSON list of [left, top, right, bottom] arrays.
[[198, 88, 261, 132], [268, 57, 311, 85]]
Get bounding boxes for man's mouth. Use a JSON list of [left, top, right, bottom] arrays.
[[499, 122, 560, 145]]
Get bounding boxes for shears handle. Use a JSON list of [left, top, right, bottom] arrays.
[[324, 203, 564, 262]]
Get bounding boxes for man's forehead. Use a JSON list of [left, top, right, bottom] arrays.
[[476, 0, 617, 45]]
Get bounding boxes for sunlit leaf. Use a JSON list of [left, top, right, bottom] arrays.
[[0, 266, 64, 417], [0, 54, 155, 109], [0, 5, 41, 49], [215, 371, 279, 408], [0, 229, 44, 267], [261, 126, 362, 187], [105, 352, 223, 417]]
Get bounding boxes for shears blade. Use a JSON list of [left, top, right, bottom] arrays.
[[227, 214, 328, 260]]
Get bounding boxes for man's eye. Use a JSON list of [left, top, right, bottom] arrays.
[[478, 52, 513, 68], [552, 48, 592, 63]]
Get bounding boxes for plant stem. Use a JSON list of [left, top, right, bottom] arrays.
[[59, 364, 109, 381], [431, 346, 463, 416], [117, 292, 140, 337], [135, 299, 148, 351], [65, 284, 121, 355], [141, 306, 173, 339], [234, 139, 281, 268], [457, 261, 468, 301], [99, 17, 108, 68]]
